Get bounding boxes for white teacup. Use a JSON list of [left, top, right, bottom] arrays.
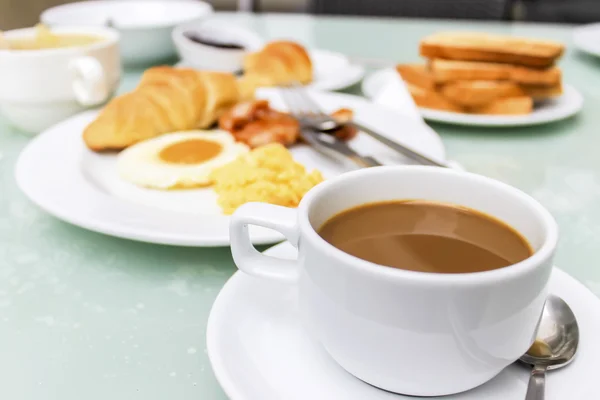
[[230, 166, 558, 396], [0, 26, 121, 133]]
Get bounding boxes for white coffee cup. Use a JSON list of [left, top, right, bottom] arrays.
[[230, 166, 558, 396], [0, 26, 121, 133]]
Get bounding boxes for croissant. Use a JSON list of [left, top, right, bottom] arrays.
[[83, 67, 240, 151], [238, 41, 313, 99]]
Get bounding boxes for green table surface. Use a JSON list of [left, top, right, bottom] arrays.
[[2, 12, 600, 399]]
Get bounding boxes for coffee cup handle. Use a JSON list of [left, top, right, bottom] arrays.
[[69, 56, 109, 106], [230, 203, 300, 283]]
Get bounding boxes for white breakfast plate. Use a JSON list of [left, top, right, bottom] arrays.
[[207, 241, 600, 400], [177, 49, 366, 92], [573, 23, 600, 58], [41, 0, 214, 66], [15, 89, 445, 247], [362, 68, 584, 127]]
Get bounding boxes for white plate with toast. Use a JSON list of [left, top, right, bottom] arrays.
[[16, 89, 445, 247], [363, 68, 583, 127], [573, 23, 600, 58]]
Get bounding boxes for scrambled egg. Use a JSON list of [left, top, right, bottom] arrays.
[[209, 143, 324, 214]]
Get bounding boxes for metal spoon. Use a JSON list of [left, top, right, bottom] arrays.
[[520, 295, 579, 400]]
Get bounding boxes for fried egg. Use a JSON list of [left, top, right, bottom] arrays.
[[117, 130, 249, 190]]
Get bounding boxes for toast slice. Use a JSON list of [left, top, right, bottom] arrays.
[[469, 96, 533, 115], [399, 64, 536, 115], [522, 82, 563, 100], [440, 80, 524, 107], [406, 83, 533, 115], [405, 83, 463, 113], [398, 63, 561, 106], [429, 59, 561, 86], [420, 32, 564, 68], [395, 64, 437, 90], [440, 81, 562, 107]]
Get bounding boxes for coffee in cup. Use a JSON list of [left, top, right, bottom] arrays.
[[2, 24, 104, 50], [318, 200, 533, 274]]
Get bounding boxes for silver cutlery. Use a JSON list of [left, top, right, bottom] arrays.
[[300, 127, 381, 168], [280, 86, 382, 168], [282, 84, 448, 168], [520, 295, 579, 400]]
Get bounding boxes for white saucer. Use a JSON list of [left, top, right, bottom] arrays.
[[16, 89, 444, 247], [573, 23, 600, 58], [177, 49, 365, 92], [207, 241, 600, 400], [362, 68, 583, 127]]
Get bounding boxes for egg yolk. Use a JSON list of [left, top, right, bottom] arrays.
[[159, 139, 222, 165]]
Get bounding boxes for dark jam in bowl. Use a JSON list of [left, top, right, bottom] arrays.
[[184, 32, 245, 50]]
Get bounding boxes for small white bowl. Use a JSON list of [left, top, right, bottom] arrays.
[[41, 0, 213, 66], [172, 21, 263, 72]]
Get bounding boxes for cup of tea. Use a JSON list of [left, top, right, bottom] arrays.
[[0, 25, 121, 133], [230, 166, 558, 396]]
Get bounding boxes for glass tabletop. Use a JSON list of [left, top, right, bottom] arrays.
[[1, 12, 599, 399]]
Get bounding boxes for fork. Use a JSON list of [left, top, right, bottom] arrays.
[[282, 84, 448, 168], [280, 86, 382, 168]]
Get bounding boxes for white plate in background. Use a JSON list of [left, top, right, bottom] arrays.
[[573, 23, 600, 58], [177, 49, 365, 92], [362, 68, 583, 127], [16, 89, 445, 247], [207, 241, 600, 400], [308, 49, 366, 91]]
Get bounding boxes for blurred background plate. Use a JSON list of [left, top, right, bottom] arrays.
[[573, 23, 600, 58], [177, 49, 365, 91]]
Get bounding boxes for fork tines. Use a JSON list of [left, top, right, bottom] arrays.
[[279, 82, 323, 120]]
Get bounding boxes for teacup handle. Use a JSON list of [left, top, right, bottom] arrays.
[[69, 56, 109, 106], [230, 203, 300, 283]]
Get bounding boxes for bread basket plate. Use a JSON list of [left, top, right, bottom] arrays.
[[15, 89, 445, 247], [362, 68, 583, 127], [176, 49, 365, 92]]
